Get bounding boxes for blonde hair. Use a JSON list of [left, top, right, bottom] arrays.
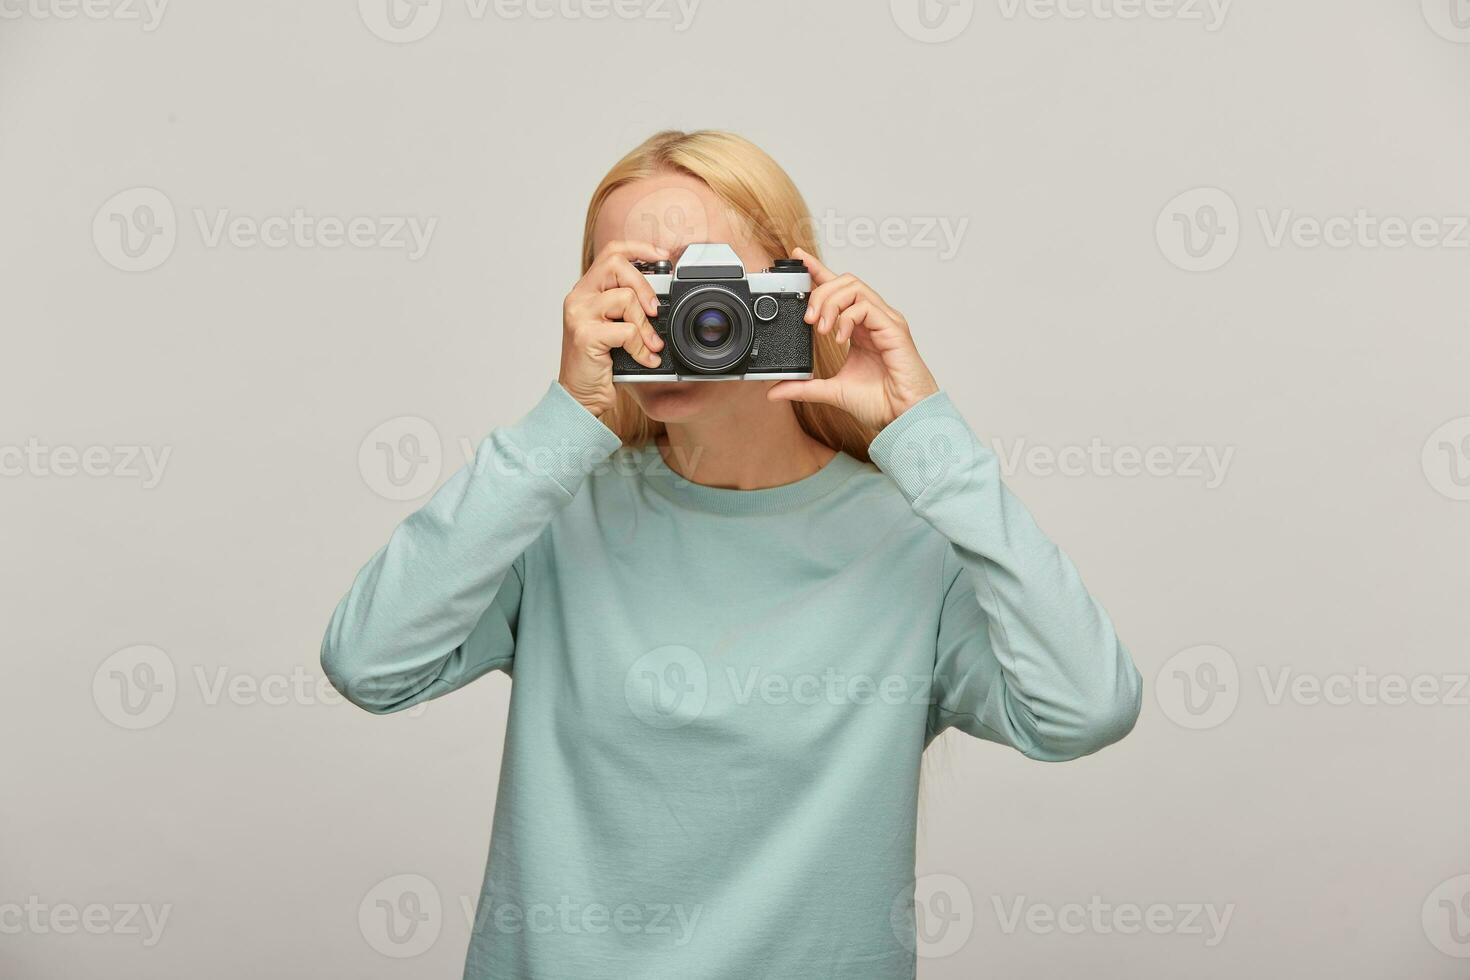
[[581, 130, 877, 462]]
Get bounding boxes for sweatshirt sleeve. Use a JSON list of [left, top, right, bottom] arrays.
[[320, 382, 624, 714], [867, 392, 1142, 761]]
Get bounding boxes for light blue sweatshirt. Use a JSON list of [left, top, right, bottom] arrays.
[[322, 383, 1141, 979]]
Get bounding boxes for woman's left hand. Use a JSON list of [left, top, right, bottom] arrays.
[[767, 249, 940, 431]]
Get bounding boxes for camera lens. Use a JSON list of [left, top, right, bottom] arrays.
[[668, 285, 755, 374], [693, 309, 732, 347]]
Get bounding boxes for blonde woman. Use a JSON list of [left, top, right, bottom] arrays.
[[322, 130, 1141, 979]]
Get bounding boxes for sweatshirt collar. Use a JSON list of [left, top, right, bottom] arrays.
[[637, 443, 863, 515]]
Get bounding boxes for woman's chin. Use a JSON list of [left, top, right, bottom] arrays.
[[625, 380, 730, 423]]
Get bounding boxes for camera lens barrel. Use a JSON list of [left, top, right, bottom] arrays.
[[668, 285, 755, 374]]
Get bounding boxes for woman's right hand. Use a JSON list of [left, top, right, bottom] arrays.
[[558, 240, 669, 418]]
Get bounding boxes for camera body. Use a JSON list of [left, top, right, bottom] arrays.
[[611, 243, 813, 382]]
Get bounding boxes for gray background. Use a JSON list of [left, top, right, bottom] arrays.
[[3, 0, 1468, 977]]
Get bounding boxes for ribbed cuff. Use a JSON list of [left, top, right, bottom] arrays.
[[491, 382, 625, 496], [867, 391, 983, 504]]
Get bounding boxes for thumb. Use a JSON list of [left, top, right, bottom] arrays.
[[767, 377, 842, 407]]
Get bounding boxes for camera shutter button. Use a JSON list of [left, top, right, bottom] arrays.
[[753, 295, 779, 322]]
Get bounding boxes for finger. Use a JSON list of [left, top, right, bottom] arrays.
[[833, 300, 874, 345], [803, 273, 859, 327], [594, 289, 662, 367], [616, 293, 665, 365], [574, 289, 650, 353], [803, 267, 902, 325], [792, 247, 838, 286], [594, 286, 639, 320], [596, 239, 670, 265], [580, 318, 660, 370], [617, 320, 660, 369], [593, 255, 662, 318], [842, 298, 911, 348], [809, 278, 866, 334], [767, 377, 842, 407]]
